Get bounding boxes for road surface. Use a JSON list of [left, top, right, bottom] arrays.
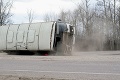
[[0, 51, 120, 80]]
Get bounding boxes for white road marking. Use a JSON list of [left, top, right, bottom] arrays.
[[1, 69, 120, 76]]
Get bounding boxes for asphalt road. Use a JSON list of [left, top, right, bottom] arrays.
[[0, 51, 120, 80]]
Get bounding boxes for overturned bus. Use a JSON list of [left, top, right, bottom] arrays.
[[0, 20, 75, 55]]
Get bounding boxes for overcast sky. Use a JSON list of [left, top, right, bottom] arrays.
[[11, 0, 95, 24]]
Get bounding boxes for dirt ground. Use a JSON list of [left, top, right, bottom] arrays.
[[0, 75, 70, 80], [0, 75, 71, 80]]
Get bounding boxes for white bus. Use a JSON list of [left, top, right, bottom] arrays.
[[0, 20, 75, 55]]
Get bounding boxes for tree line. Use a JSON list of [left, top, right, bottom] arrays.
[[0, 0, 12, 26], [44, 0, 120, 51]]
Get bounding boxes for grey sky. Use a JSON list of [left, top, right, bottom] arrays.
[[11, 0, 96, 24]]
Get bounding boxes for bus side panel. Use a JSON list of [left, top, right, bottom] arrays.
[[7, 25, 19, 50], [0, 26, 9, 50], [17, 24, 29, 50], [27, 23, 42, 50], [39, 22, 54, 50]]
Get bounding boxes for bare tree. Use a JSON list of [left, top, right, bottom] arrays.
[[113, 0, 116, 23], [0, 0, 13, 26], [118, 7, 120, 27], [59, 0, 120, 51], [27, 9, 34, 24], [44, 14, 51, 22], [84, 0, 93, 37], [44, 13, 58, 22], [118, 0, 120, 27], [95, 0, 120, 50], [59, 10, 67, 22]]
